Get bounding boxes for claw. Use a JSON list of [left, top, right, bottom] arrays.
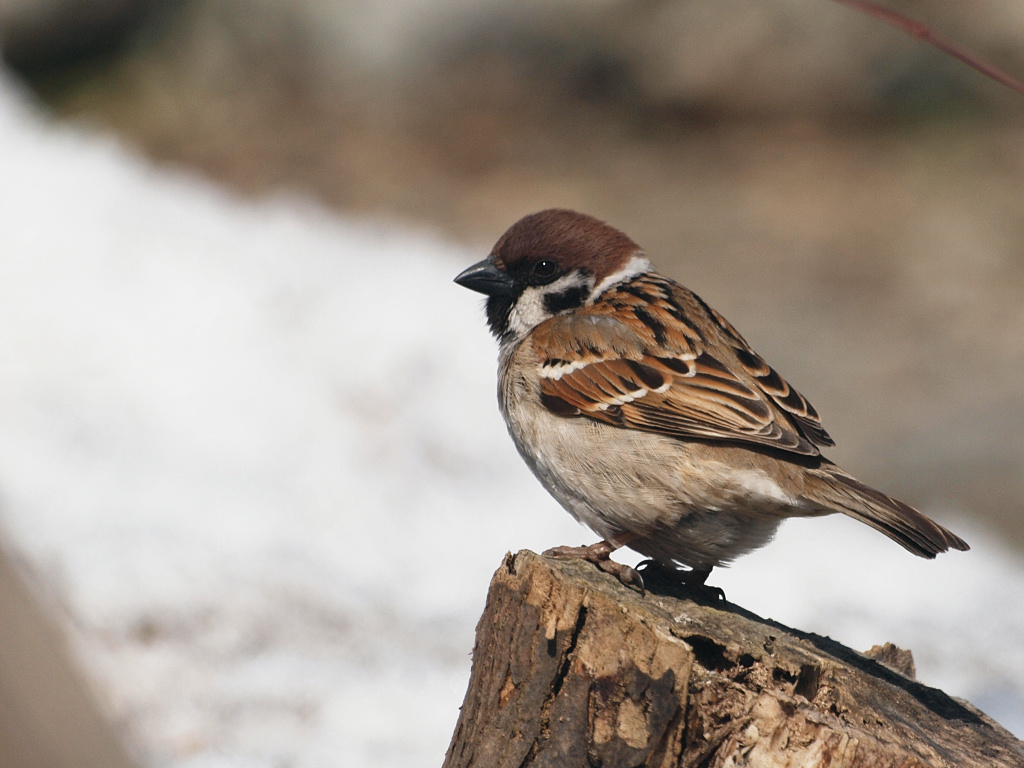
[[543, 540, 645, 594], [594, 558, 645, 595]]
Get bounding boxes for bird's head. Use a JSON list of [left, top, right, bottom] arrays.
[[454, 209, 651, 342]]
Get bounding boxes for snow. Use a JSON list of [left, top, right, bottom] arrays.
[[0, 70, 1021, 768]]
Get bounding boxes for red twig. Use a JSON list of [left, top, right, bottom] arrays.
[[833, 0, 1024, 97]]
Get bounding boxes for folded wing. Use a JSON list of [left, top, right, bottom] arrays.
[[531, 275, 834, 457]]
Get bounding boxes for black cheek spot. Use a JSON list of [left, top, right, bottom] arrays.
[[543, 285, 590, 315]]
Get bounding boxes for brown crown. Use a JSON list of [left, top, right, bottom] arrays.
[[491, 209, 642, 278]]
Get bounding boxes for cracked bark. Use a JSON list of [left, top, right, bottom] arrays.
[[443, 550, 1024, 768]]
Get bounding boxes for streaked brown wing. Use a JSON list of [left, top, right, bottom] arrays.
[[707, 306, 834, 448], [529, 275, 831, 456]]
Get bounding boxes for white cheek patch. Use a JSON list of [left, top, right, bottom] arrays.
[[507, 271, 594, 339], [507, 286, 548, 338]]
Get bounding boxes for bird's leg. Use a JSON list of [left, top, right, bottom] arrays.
[[682, 566, 712, 586], [544, 532, 644, 593], [682, 566, 724, 600], [543, 531, 638, 561], [636, 560, 724, 602]]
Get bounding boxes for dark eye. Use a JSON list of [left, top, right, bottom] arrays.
[[532, 260, 558, 279]]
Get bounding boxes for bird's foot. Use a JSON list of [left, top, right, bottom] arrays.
[[636, 561, 725, 602], [543, 541, 645, 594]]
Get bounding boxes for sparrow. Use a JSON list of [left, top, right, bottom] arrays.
[[455, 209, 968, 590]]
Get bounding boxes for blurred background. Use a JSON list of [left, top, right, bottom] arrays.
[[0, 0, 1022, 766]]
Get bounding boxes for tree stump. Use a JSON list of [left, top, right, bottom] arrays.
[[444, 550, 1024, 768]]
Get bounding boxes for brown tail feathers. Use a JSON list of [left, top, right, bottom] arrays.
[[806, 467, 969, 558]]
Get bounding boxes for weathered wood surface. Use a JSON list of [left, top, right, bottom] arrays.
[[444, 550, 1024, 768]]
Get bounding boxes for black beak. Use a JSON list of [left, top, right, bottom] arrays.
[[454, 259, 515, 297]]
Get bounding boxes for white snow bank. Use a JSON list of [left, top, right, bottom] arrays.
[[0, 71, 1021, 768]]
